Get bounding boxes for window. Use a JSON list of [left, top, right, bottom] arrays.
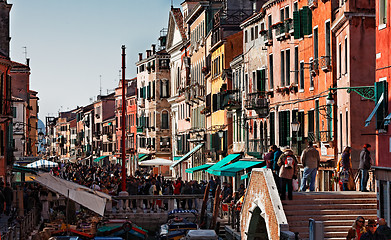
[[280, 8, 285, 22], [278, 111, 290, 147], [346, 110, 349, 146], [255, 25, 259, 39], [325, 21, 331, 57], [269, 54, 274, 89], [379, 0, 387, 26], [338, 43, 342, 78], [161, 80, 169, 98], [294, 46, 299, 84], [268, 15, 272, 29], [345, 37, 348, 74], [256, 69, 266, 93], [281, 51, 285, 87], [314, 27, 318, 61], [285, 6, 290, 19], [269, 112, 275, 145], [162, 111, 169, 129], [12, 107, 16, 118], [251, 27, 254, 41], [294, 2, 298, 11], [286, 49, 290, 86], [310, 58, 314, 88], [300, 61, 304, 90], [253, 71, 256, 92], [245, 30, 248, 43]]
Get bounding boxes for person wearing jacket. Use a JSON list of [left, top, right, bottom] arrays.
[[300, 141, 320, 192], [359, 144, 372, 192], [271, 145, 283, 195], [277, 148, 298, 200], [347, 216, 366, 240], [360, 219, 386, 240]]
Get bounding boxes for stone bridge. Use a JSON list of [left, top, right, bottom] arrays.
[[105, 194, 205, 233]]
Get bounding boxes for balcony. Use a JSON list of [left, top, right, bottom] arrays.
[[138, 99, 145, 108], [247, 139, 264, 158], [308, 0, 318, 9], [308, 131, 333, 143], [244, 92, 270, 118], [310, 59, 319, 76], [0, 98, 12, 122], [320, 56, 332, 72], [275, 19, 293, 41], [221, 90, 241, 110], [261, 29, 273, 46]]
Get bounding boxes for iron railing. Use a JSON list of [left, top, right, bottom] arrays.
[[221, 91, 241, 110], [262, 29, 273, 45], [247, 139, 263, 154], [320, 56, 332, 70], [244, 92, 268, 110]]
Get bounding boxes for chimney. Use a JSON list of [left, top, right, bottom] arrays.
[[146, 50, 151, 58], [26, 58, 30, 67], [138, 53, 143, 61], [151, 44, 156, 54]]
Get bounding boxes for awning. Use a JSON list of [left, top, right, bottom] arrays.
[[384, 113, 391, 126], [93, 156, 108, 163], [210, 160, 264, 176], [206, 154, 241, 175], [365, 93, 384, 127], [138, 154, 149, 162], [26, 160, 58, 169], [185, 164, 214, 173], [241, 173, 250, 180], [170, 143, 204, 169], [12, 165, 38, 174], [33, 172, 111, 216], [138, 158, 173, 166]]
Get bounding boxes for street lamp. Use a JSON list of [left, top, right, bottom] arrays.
[[326, 91, 335, 105], [291, 121, 301, 154]]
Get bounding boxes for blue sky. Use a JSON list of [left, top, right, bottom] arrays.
[[9, 0, 182, 120]]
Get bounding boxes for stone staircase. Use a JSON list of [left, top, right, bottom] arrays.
[[282, 191, 377, 240]]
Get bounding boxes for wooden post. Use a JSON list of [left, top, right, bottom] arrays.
[[200, 182, 210, 228], [210, 185, 221, 230]]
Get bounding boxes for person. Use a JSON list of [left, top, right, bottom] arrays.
[[359, 144, 372, 192], [376, 218, 391, 239], [271, 145, 283, 194], [173, 177, 182, 208], [3, 183, 13, 216], [360, 219, 386, 240], [338, 147, 352, 191], [300, 141, 320, 192], [237, 184, 245, 198], [347, 216, 366, 240], [264, 147, 274, 169], [277, 148, 298, 200], [222, 183, 233, 203], [209, 176, 216, 197]]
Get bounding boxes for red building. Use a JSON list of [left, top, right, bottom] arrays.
[[374, 0, 391, 222]]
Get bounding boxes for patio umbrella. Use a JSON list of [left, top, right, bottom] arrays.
[[138, 158, 173, 166], [26, 159, 58, 169]]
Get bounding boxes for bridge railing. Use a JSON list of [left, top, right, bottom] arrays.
[[107, 194, 205, 216]]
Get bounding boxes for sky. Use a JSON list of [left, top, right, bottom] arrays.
[[8, 0, 183, 121]]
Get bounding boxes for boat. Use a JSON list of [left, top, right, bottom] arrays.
[[96, 219, 148, 240], [158, 209, 199, 240]]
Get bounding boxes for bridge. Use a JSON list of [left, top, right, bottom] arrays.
[[106, 194, 205, 232]]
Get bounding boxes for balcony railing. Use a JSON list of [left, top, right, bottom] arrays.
[[308, 131, 333, 142], [245, 92, 269, 117], [275, 20, 293, 40], [0, 98, 12, 119], [310, 59, 319, 76], [320, 56, 332, 72], [262, 29, 273, 46], [308, 0, 318, 8], [221, 91, 241, 110], [247, 139, 264, 157]]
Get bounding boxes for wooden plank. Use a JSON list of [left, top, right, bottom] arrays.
[[200, 182, 210, 228], [210, 185, 221, 230]]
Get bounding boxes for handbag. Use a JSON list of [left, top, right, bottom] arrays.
[[348, 170, 355, 191], [339, 169, 349, 183]]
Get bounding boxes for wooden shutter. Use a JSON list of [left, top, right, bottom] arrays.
[[293, 11, 301, 39], [213, 94, 217, 112], [301, 7, 312, 36], [286, 111, 290, 145], [376, 81, 388, 129], [270, 112, 275, 145]]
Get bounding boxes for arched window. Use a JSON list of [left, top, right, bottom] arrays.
[[161, 80, 169, 98], [162, 111, 169, 129], [254, 121, 258, 139]]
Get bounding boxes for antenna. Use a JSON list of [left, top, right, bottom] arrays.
[[99, 75, 102, 96], [171, 0, 173, 7], [22, 46, 27, 59]]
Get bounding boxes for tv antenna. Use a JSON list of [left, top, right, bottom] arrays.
[[99, 75, 102, 96]]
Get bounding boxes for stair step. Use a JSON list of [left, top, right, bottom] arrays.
[[284, 203, 376, 211], [288, 219, 359, 227], [286, 214, 377, 222], [285, 209, 376, 216], [291, 192, 376, 200], [282, 198, 376, 205]]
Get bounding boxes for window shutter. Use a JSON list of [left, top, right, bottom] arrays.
[[152, 81, 155, 99], [293, 10, 301, 39], [217, 93, 221, 110], [376, 81, 388, 129], [213, 94, 217, 112], [147, 83, 151, 99], [301, 7, 312, 36], [286, 111, 290, 144], [279, 112, 284, 146]]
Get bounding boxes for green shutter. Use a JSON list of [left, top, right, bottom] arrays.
[[376, 81, 388, 129], [301, 7, 312, 36], [147, 83, 151, 99], [270, 112, 275, 145], [293, 10, 301, 39], [286, 111, 290, 144], [261, 69, 266, 93], [315, 100, 320, 141]]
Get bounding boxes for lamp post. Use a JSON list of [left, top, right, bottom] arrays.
[[291, 120, 301, 154], [218, 130, 224, 156], [120, 45, 127, 195]]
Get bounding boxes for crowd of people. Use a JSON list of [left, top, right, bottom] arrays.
[[348, 217, 391, 240]]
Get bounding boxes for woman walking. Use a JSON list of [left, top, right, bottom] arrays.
[[338, 147, 352, 191]]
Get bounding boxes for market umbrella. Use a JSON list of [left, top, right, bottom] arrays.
[[138, 158, 173, 166], [26, 159, 58, 169]]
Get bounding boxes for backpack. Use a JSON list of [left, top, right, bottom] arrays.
[[285, 156, 294, 169]]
